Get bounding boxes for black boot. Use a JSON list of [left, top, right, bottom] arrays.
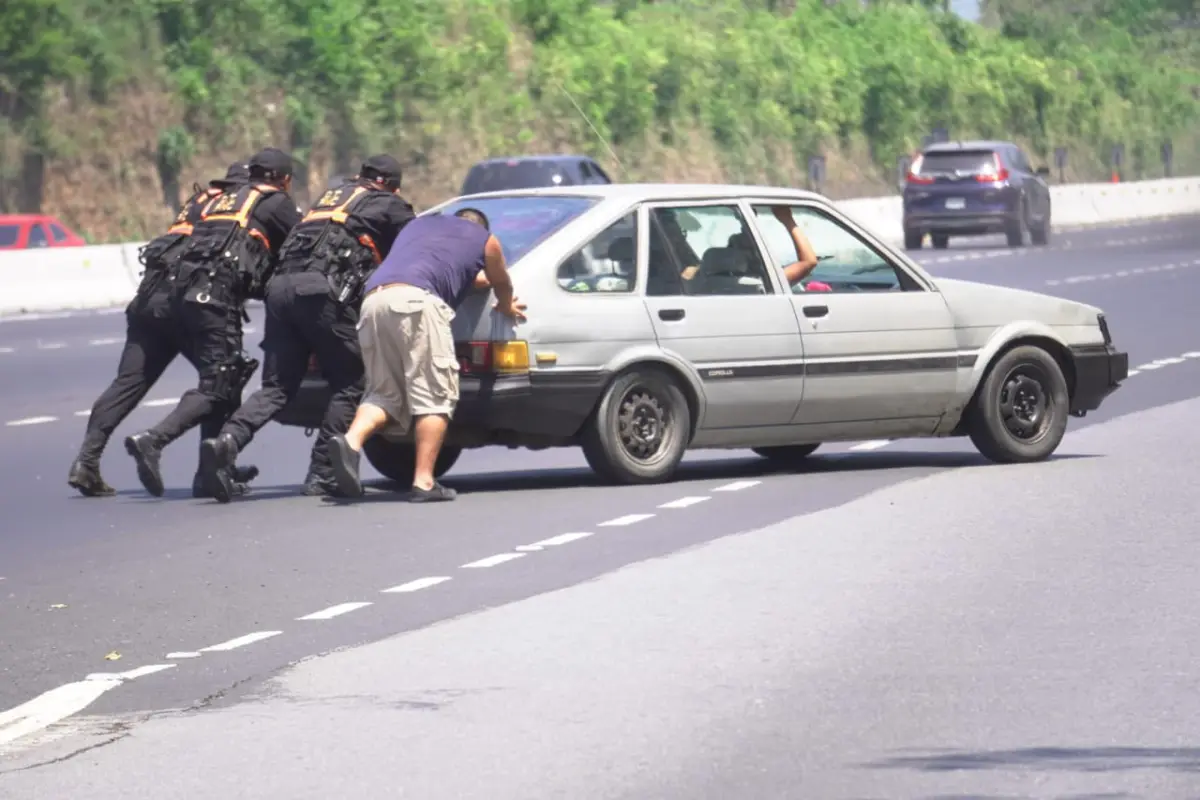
[[67, 458, 115, 498], [302, 469, 334, 497], [191, 465, 258, 499], [198, 433, 242, 502], [124, 432, 166, 497]]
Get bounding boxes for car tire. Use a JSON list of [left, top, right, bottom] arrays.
[[904, 229, 923, 250], [1031, 210, 1051, 246], [581, 367, 691, 484], [968, 345, 1069, 464], [362, 438, 462, 485], [752, 443, 820, 465], [1005, 199, 1029, 248], [931, 233, 949, 250]]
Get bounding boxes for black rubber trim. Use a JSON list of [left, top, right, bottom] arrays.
[[699, 353, 976, 381], [1068, 344, 1129, 413]]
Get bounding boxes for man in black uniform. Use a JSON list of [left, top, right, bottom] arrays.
[[197, 154, 416, 502], [67, 160, 261, 498], [124, 147, 302, 497]]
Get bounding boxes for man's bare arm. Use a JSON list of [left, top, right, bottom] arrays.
[[780, 222, 820, 284], [481, 235, 515, 306]]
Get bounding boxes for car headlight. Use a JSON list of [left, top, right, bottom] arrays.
[[1097, 313, 1112, 345]]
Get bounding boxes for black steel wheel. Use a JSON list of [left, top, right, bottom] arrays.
[[968, 345, 1069, 463], [582, 367, 691, 484]]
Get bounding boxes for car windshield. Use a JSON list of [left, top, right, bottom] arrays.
[[0, 224, 19, 247], [431, 195, 599, 265], [461, 161, 577, 194], [916, 150, 996, 175]]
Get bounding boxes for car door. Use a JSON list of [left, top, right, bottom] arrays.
[[1011, 146, 1049, 224], [639, 200, 806, 430], [746, 199, 961, 437]]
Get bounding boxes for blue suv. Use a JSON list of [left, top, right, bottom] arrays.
[[902, 140, 1052, 250]]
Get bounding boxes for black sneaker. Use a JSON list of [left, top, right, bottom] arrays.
[[327, 436, 364, 498], [409, 482, 457, 503]]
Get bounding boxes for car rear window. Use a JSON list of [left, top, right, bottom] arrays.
[[916, 150, 997, 176], [0, 224, 19, 247], [461, 161, 577, 195], [431, 195, 599, 264]]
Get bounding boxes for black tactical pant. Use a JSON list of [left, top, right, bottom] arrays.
[[220, 271, 364, 481], [78, 301, 229, 466], [143, 289, 249, 447]]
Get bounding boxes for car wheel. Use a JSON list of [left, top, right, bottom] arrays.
[[362, 438, 462, 485], [904, 229, 923, 250], [968, 345, 1069, 463], [1031, 210, 1051, 246], [1005, 199, 1029, 248], [752, 443, 820, 465], [931, 233, 950, 250], [581, 367, 691, 484]]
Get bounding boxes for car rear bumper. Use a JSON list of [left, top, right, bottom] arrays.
[[904, 212, 1014, 234], [276, 369, 608, 442], [1069, 344, 1129, 414]]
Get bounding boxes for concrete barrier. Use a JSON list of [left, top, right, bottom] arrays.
[[2, 176, 1198, 317]]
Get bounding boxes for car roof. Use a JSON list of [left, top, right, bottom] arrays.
[[450, 182, 827, 204], [470, 155, 598, 167], [922, 140, 1014, 154]]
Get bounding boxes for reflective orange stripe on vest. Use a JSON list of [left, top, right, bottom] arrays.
[[164, 187, 221, 236], [301, 186, 368, 225], [201, 183, 277, 226]]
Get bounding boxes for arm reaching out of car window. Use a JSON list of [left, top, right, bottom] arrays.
[[771, 206, 820, 285]]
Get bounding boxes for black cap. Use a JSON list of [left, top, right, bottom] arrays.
[[210, 160, 250, 189], [360, 154, 402, 186], [248, 147, 294, 178]]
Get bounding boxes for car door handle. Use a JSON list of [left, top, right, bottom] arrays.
[[658, 308, 685, 321], [802, 305, 828, 318]]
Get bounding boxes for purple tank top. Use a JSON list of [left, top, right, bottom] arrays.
[[364, 214, 489, 309]]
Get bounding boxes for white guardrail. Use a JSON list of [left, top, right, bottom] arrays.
[[2, 176, 1198, 317]]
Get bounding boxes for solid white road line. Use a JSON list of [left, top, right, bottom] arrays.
[[849, 440, 891, 452], [297, 602, 373, 621], [598, 513, 656, 527], [516, 532, 594, 552], [198, 631, 282, 652], [382, 576, 452, 593], [712, 480, 761, 493], [1183, 352, 1200, 359], [5, 416, 58, 427], [141, 397, 180, 407], [658, 496, 710, 509], [0, 665, 175, 748], [461, 553, 527, 569]]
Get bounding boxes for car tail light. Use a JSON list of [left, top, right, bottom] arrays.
[[456, 340, 530, 375], [905, 155, 934, 185], [975, 153, 1010, 182], [307, 354, 319, 373]]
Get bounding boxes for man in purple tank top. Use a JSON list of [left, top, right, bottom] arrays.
[[327, 208, 526, 501]]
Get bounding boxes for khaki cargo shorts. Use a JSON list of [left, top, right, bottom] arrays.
[[358, 284, 459, 435]]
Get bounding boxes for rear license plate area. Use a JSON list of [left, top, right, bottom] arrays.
[[945, 197, 965, 210]]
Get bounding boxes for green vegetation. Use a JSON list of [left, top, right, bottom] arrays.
[[2, 0, 1197, 241]]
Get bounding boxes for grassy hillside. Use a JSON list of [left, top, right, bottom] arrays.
[[1, 0, 1197, 243]]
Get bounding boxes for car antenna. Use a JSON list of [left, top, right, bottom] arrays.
[[553, 80, 626, 178]]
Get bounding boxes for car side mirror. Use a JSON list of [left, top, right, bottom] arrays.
[[1036, 166, 1051, 177]]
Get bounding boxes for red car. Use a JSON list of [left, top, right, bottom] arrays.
[[0, 214, 87, 250]]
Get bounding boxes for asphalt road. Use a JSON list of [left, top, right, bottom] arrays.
[[1, 215, 1198, 792], [3, 395, 1199, 798]]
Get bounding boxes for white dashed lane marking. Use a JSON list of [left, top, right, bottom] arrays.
[[88, 337, 123, 346], [1045, 258, 1200, 286], [461, 553, 527, 569], [598, 513, 656, 526], [849, 440, 890, 452], [713, 480, 761, 492], [382, 576, 452, 594], [198, 631, 283, 652], [297, 602, 373, 621], [658, 496, 710, 509], [516, 532, 594, 551], [5, 416, 58, 427]]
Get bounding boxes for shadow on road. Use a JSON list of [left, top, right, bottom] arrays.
[[861, 745, 1200, 775]]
